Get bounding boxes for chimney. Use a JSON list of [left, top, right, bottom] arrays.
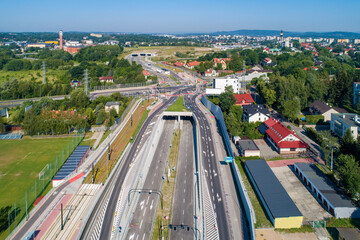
[[342, 114, 345, 119], [59, 30, 63, 50]]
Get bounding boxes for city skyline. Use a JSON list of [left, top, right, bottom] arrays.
[[0, 0, 359, 33]]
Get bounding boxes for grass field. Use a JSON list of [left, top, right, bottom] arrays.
[[166, 96, 189, 112], [235, 157, 273, 228], [0, 137, 73, 209], [0, 69, 67, 83]]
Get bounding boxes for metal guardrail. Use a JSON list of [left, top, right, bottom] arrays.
[[201, 95, 256, 240]]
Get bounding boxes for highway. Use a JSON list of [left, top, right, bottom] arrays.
[[170, 119, 195, 240], [125, 120, 175, 240], [184, 94, 231, 240]]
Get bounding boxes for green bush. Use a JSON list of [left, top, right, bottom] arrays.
[[306, 127, 323, 144], [305, 115, 325, 124]]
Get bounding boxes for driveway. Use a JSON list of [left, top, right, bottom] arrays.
[[271, 166, 332, 222], [254, 139, 279, 159]]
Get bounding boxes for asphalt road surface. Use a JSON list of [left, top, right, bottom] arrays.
[[170, 119, 195, 240], [81, 94, 178, 240], [125, 120, 175, 240], [184, 94, 231, 240]]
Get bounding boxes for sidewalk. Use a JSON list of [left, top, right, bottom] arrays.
[[195, 96, 244, 240]]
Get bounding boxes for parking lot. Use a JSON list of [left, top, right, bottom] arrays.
[[271, 165, 331, 222], [254, 139, 279, 159]]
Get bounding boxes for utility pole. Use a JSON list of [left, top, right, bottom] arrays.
[[42, 61, 46, 84], [84, 69, 89, 96]]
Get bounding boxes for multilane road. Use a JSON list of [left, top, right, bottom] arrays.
[[184, 94, 231, 240], [126, 120, 175, 240], [170, 119, 195, 240]]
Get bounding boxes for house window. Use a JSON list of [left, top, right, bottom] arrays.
[[290, 148, 296, 151]]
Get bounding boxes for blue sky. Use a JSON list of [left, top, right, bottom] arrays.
[[1, 0, 359, 33]]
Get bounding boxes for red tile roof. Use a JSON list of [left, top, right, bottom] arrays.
[[266, 122, 308, 149], [174, 61, 184, 67], [263, 117, 279, 128], [264, 57, 272, 63], [142, 70, 151, 76], [99, 76, 114, 80], [186, 61, 200, 67], [234, 94, 254, 105]]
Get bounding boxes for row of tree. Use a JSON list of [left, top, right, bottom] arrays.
[[11, 89, 131, 135]]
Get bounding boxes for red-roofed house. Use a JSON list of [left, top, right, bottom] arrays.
[[234, 94, 254, 106], [263, 57, 272, 66], [99, 76, 114, 83], [265, 122, 308, 154], [213, 58, 230, 70], [258, 117, 279, 134], [185, 61, 200, 69], [142, 70, 151, 79], [174, 61, 184, 67]]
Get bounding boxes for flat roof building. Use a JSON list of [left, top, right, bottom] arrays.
[[330, 113, 360, 139], [294, 163, 360, 218], [245, 159, 303, 228], [238, 140, 260, 157]]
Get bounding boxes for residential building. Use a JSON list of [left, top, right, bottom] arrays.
[[243, 104, 270, 123], [265, 122, 308, 154], [105, 102, 121, 114], [354, 39, 360, 44], [258, 117, 279, 134], [330, 113, 360, 139], [337, 39, 350, 44], [205, 77, 240, 95], [70, 80, 81, 88], [142, 70, 151, 79], [234, 94, 254, 106], [354, 82, 360, 107], [99, 76, 114, 83], [294, 163, 360, 218], [213, 58, 230, 70], [204, 68, 218, 77], [263, 57, 272, 66], [173, 61, 184, 67], [308, 100, 347, 122], [27, 43, 48, 48], [185, 61, 200, 69]]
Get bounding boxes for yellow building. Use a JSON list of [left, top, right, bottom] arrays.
[[245, 160, 303, 229], [45, 41, 59, 45]]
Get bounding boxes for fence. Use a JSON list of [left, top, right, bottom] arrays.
[[5, 135, 83, 238], [93, 81, 157, 91], [201, 95, 256, 240]]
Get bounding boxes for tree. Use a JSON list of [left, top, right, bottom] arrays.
[[281, 99, 300, 121], [340, 128, 356, 156], [70, 88, 89, 109], [219, 86, 235, 113], [336, 154, 360, 201], [96, 109, 106, 125], [0, 116, 4, 133]]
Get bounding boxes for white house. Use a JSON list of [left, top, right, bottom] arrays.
[[243, 104, 270, 123], [105, 102, 121, 114], [330, 113, 360, 139], [205, 77, 240, 95]]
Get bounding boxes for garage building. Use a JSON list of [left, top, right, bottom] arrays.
[[238, 139, 260, 157], [245, 159, 303, 228], [294, 163, 360, 218]]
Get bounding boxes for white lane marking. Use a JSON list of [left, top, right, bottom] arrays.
[[143, 207, 147, 216], [140, 219, 143, 228], [140, 200, 145, 210], [150, 200, 154, 210]]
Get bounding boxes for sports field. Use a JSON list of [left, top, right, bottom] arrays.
[[0, 137, 73, 208]]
